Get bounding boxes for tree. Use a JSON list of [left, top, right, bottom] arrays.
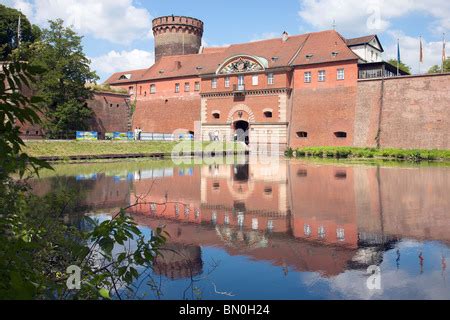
[[0, 61, 50, 178], [387, 59, 411, 74], [0, 4, 39, 60], [428, 58, 450, 74], [26, 19, 99, 137], [1, 60, 167, 300]]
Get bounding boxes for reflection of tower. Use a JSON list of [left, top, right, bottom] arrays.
[[153, 243, 203, 280]]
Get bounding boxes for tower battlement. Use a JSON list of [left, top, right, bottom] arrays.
[[152, 15, 204, 62]]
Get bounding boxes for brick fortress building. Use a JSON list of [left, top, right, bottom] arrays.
[[105, 15, 449, 150]]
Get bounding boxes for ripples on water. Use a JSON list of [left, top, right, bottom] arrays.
[[30, 158, 450, 300]]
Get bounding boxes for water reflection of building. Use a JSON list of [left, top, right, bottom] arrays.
[[29, 173, 132, 213], [129, 160, 450, 278], [153, 243, 203, 280], [32, 160, 450, 279]]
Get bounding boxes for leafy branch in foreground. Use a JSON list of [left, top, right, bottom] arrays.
[[1, 58, 169, 300], [0, 61, 52, 178]]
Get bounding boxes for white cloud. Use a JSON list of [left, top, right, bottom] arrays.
[[9, 0, 34, 18], [298, 0, 450, 36], [5, 0, 153, 44], [250, 32, 280, 42], [90, 49, 154, 80], [385, 31, 448, 73]]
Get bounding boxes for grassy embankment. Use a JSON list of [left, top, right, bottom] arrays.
[[23, 140, 247, 159], [286, 146, 450, 162]]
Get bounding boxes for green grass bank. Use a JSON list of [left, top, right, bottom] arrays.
[[286, 146, 450, 161], [23, 140, 247, 159]]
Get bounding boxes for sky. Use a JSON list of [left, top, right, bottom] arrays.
[[1, 0, 449, 81]]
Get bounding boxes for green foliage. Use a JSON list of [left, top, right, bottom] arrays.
[[0, 61, 52, 178], [284, 147, 294, 157], [1, 60, 168, 300], [85, 83, 127, 94], [24, 19, 99, 137], [387, 59, 411, 74], [0, 183, 167, 300], [51, 99, 93, 136], [0, 4, 39, 60], [428, 58, 450, 74], [288, 146, 450, 162]]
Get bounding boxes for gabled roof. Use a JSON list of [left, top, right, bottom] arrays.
[[291, 30, 360, 66], [346, 35, 384, 52], [104, 68, 148, 85], [105, 30, 363, 84]]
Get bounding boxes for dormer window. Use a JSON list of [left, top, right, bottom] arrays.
[[119, 74, 131, 80], [332, 51, 339, 57], [306, 54, 314, 59]]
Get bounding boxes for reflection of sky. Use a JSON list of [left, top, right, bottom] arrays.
[[125, 223, 450, 300]]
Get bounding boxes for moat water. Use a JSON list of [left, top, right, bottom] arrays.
[[31, 158, 450, 300]]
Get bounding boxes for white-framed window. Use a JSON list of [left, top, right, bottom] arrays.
[[318, 70, 326, 82], [337, 68, 345, 80], [195, 81, 200, 91], [267, 73, 274, 85], [175, 83, 180, 93], [318, 226, 326, 239], [337, 228, 345, 241], [224, 214, 230, 225], [211, 78, 218, 89], [237, 214, 244, 228], [304, 224, 312, 237], [237, 75, 245, 90], [267, 220, 274, 232], [238, 75, 244, 85], [252, 218, 259, 230], [150, 84, 156, 94], [252, 74, 259, 86], [184, 82, 190, 92], [304, 71, 312, 83], [225, 76, 230, 88], [129, 86, 134, 95]]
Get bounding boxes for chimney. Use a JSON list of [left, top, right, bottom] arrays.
[[175, 61, 182, 70], [282, 31, 289, 42]]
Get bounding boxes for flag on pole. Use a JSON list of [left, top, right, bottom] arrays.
[[443, 33, 447, 73], [397, 39, 401, 76], [419, 36, 423, 63]]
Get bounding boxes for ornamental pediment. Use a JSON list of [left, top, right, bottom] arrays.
[[217, 55, 268, 75]]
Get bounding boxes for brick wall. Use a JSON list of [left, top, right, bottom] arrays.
[[132, 96, 201, 134], [289, 62, 359, 148], [18, 91, 131, 139], [88, 92, 131, 138], [354, 73, 450, 149]]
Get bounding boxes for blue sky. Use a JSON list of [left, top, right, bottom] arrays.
[[2, 0, 449, 81]]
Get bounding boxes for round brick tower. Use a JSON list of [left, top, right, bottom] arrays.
[[152, 15, 204, 62]]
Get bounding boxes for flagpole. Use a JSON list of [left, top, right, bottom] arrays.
[[17, 12, 21, 48], [397, 38, 400, 76], [419, 36, 421, 74], [443, 33, 446, 73]]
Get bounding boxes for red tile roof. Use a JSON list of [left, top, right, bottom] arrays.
[[291, 30, 360, 65], [346, 35, 377, 46], [104, 68, 148, 85], [105, 30, 361, 84]]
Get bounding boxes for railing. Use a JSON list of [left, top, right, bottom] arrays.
[[233, 84, 246, 92]]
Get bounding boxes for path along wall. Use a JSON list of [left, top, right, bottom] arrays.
[[354, 73, 450, 150]]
